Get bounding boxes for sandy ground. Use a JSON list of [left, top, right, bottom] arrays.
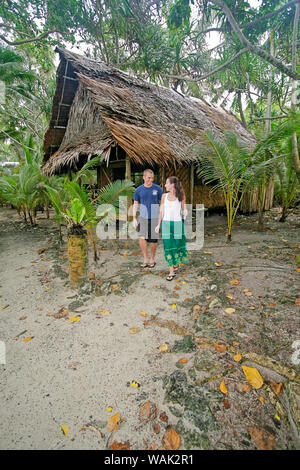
[[0, 206, 299, 450]]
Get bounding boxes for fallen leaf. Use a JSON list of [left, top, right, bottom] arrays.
[[38, 248, 46, 254], [0, 305, 9, 310], [219, 379, 228, 396], [171, 303, 177, 309], [214, 262, 223, 267], [158, 343, 170, 352], [162, 427, 181, 450], [214, 343, 226, 353], [153, 422, 160, 434], [225, 307, 236, 314], [106, 406, 113, 412], [242, 366, 264, 389], [129, 327, 141, 334], [102, 310, 110, 316], [69, 315, 81, 323], [174, 285, 181, 291], [217, 321, 223, 327], [226, 295, 234, 299], [19, 316, 27, 321], [259, 396, 265, 405], [181, 281, 187, 285], [203, 251, 212, 254], [139, 401, 158, 423], [178, 358, 188, 364], [159, 411, 169, 422], [130, 381, 140, 389], [270, 382, 283, 395], [107, 413, 121, 432], [111, 284, 120, 291], [139, 310, 148, 318], [184, 298, 192, 302], [109, 440, 130, 450], [23, 336, 34, 342], [61, 425, 69, 436], [295, 298, 300, 306], [268, 302, 276, 307], [248, 425, 276, 450], [230, 279, 240, 285], [224, 399, 230, 409], [233, 354, 242, 362]]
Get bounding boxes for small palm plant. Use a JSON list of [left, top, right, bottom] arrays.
[[196, 130, 281, 242], [46, 175, 135, 288]]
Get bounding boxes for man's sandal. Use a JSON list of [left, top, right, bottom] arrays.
[[166, 274, 176, 281], [148, 262, 156, 269]]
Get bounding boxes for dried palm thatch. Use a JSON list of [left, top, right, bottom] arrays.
[[43, 47, 256, 175]]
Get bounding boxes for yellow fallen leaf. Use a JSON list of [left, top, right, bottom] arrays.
[[111, 284, 120, 291], [203, 251, 212, 254], [219, 379, 228, 396], [230, 279, 240, 285], [242, 366, 264, 389], [214, 262, 222, 266], [295, 298, 300, 306], [106, 406, 113, 412], [61, 425, 69, 436], [130, 381, 140, 389], [171, 303, 177, 308], [139, 310, 148, 318], [259, 396, 265, 405], [226, 295, 234, 299], [181, 281, 186, 285], [296, 268, 300, 272], [158, 343, 170, 352], [69, 315, 81, 323], [0, 305, 9, 310], [107, 413, 121, 432], [225, 308, 236, 314], [233, 354, 242, 362], [129, 327, 141, 334], [102, 310, 110, 316], [45, 285, 51, 290], [24, 336, 34, 342]]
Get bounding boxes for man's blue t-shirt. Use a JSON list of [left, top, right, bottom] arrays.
[[133, 184, 163, 219]]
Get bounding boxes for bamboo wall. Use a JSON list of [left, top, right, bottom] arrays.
[[99, 162, 273, 213]]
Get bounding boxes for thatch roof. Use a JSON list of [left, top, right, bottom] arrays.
[[43, 47, 256, 175]]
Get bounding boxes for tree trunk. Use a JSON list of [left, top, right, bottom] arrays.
[[67, 227, 88, 289], [291, 4, 300, 184]]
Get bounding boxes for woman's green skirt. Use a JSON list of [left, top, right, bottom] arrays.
[[161, 220, 188, 267]]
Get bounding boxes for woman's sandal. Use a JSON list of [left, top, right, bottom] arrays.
[[166, 274, 176, 281], [140, 262, 149, 268]]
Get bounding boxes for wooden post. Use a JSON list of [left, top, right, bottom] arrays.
[[97, 165, 101, 189], [190, 163, 194, 208], [161, 166, 166, 189], [125, 154, 131, 181]]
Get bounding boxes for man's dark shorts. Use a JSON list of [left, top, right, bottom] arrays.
[[137, 217, 159, 243]]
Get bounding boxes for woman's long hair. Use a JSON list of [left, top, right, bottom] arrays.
[[168, 176, 185, 202]]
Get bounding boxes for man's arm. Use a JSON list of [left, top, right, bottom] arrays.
[[132, 200, 139, 228]]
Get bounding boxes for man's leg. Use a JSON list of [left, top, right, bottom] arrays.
[[139, 237, 149, 265], [149, 242, 157, 265]]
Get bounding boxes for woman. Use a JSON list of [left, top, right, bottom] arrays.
[[155, 176, 188, 281]]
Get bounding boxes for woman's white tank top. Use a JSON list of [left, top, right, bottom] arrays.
[[163, 193, 182, 221]]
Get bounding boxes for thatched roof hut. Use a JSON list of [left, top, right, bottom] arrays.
[[43, 48, 269, 211]]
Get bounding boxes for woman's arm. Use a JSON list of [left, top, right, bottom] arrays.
[[181, 197, 188, 219], [155, 193, 166, 232]]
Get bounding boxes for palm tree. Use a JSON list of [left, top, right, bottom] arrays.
[[196, 130, 282, 242], [46, 177, 135, 288]]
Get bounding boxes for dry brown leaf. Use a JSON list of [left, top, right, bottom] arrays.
[[107, 413, 121, 432], [159, 411, 169, 422], [153, 422, 161, 434], [249, 425, 276, 450], [109, 440, 131, 450], [224, 398, 230, 409], [214, 343, 227, 353], [295, 298, 300, 306], [270, 382, 283, 395], [162, 427, 181, 450], [139, 401, 158, 424]]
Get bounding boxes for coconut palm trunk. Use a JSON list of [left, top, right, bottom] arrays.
[[67, 225, 89, 289]]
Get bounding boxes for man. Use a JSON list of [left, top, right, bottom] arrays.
[[133, 169, 163, 268]]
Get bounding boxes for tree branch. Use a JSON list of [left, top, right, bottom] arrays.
[[210, 0, 300, 80], [163, 47, 248, 82], [0, 30, 61, 46]]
